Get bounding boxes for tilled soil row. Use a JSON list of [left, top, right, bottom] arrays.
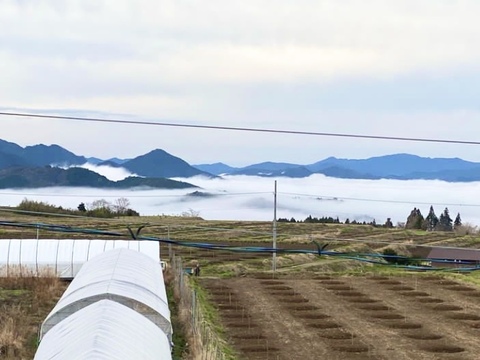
[[199, 276, 480, 360], [260, 280, 379, 359], [201, 279, 282, 360]]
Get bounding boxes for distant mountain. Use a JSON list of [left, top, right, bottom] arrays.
[[0, 140, 215, 187], [108, 157, 130, 164], [0, 166, 197, 189], [0, 139, 86, 168], [3, 138, 480, 184], [197, 154, 480, 182], [306, 154, 480, 178], [97, 160, 122, 168], [23, 144, 86, 166], [86, 157, 104, 165], [231, 165, 313, 178], [91, 157, 131, 165], [316, 166, 377, 179], [193, 162, 239, 175], [393, 167, 480, 182], [238, 161, 300, 172], [123, 149, 213, 178], [0, 139, 35, 168], [0, 139, 24, 155]]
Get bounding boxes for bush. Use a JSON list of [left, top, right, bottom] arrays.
[[382, 248, 410, 265], [455, 223, 479, 236]]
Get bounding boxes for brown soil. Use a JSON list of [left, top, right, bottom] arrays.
[[200, 275, 480, 360], [447, 313, 480, 320], [417, 297, 444, 303], [403, 331, 443, 340]]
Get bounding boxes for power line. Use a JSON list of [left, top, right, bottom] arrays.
[[2, 111, 480, 145], [2, 188, 480, 210], [280, 192, 480, 207]]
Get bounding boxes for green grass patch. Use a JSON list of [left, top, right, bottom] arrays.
[[0, 288, 29, 301], [190, 279, 238, 360], [166, 285, 188, 360]]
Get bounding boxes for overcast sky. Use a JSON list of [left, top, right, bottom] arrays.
[[1, 0, 480, 166]]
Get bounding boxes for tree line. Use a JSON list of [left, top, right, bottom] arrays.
[[404, 206, 460, 231], [278, 205, 462, 232], [277, 215, 379, 227], [14, 198, 139, 218]]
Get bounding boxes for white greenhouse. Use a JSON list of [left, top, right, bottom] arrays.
[[0, 239, 160, 278], [34, 299, 172, 360], [40, 248, 172, 341]]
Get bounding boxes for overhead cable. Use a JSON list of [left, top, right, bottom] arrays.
[[1, 111, 480, 145]]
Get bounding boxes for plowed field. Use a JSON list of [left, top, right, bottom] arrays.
[[200, 275, 480, 360]]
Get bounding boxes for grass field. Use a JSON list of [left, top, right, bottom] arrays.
[[1, 210, 480, 359]]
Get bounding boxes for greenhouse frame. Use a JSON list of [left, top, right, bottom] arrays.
[[34, 299, 172, 360], [39, 247, 172, 341], [0, 239, 160, 278]]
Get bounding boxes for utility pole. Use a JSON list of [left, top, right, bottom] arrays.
[[273, 180, 277, 273]]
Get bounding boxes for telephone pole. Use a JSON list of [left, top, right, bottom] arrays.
[[273, 180, 277, 273]]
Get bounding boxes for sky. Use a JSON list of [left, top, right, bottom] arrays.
[[1, 0, 480, 166]]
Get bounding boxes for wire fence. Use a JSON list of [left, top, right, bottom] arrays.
[[171, 255, 232, 360]]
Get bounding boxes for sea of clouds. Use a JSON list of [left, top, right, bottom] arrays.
[[1, 164, 480, 226]]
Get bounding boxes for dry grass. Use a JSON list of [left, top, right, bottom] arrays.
[[0, 269, 66, 359]]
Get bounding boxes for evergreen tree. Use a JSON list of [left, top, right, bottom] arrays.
[[406, 208, 424, 229], [424, 206, 438, 231], [454, 213, 462, 229], [77, 202, 86, 212], [437, 207, 453, 231], [384, 218, 393, 228]]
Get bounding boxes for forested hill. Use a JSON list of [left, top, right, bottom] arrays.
[[0, 167, 197, 189], [194, 154, 480, 182], [3, 138, 480, 183]]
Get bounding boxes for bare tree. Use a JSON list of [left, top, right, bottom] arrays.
[[90, 199, 112, 210], [114, 197, 131, 215], [181, 208, 200, 218]]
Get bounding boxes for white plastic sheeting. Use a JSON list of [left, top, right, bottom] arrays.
[[0, 239, 159, 278], [40, 248, 172, 341], [35, 299, 172, 360]]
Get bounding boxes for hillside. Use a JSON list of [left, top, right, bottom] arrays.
[[122, 149, 213, 178], [195, 154, 480, 182], [0, 166, 197, 189], [3, 138, 480, 183]]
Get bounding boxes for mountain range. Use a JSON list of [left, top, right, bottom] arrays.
[[194, 155, 480, 181], [2, 138, 480, 188]]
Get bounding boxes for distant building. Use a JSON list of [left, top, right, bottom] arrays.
[[427, 247, 480, 268]]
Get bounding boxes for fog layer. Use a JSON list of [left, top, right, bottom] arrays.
[[1, 174, 479, 226]]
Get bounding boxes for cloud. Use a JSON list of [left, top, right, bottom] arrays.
[[1, 175, 479, 227], [63, 163, 138, 182], [2, 0, 480, 167], [2, 0, 480, 94]]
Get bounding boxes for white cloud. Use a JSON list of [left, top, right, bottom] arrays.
[[0, 176, 479, 226], [78, 164, 139, 181], [57, 163, 138, 181]]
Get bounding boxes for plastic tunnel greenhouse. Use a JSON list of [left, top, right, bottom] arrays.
[[0, 239, 160, 278], [40, 248, 172, 341], [34, 299, 172, 360]]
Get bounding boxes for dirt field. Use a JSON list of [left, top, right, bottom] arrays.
[[200, 275, 480, 360]]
